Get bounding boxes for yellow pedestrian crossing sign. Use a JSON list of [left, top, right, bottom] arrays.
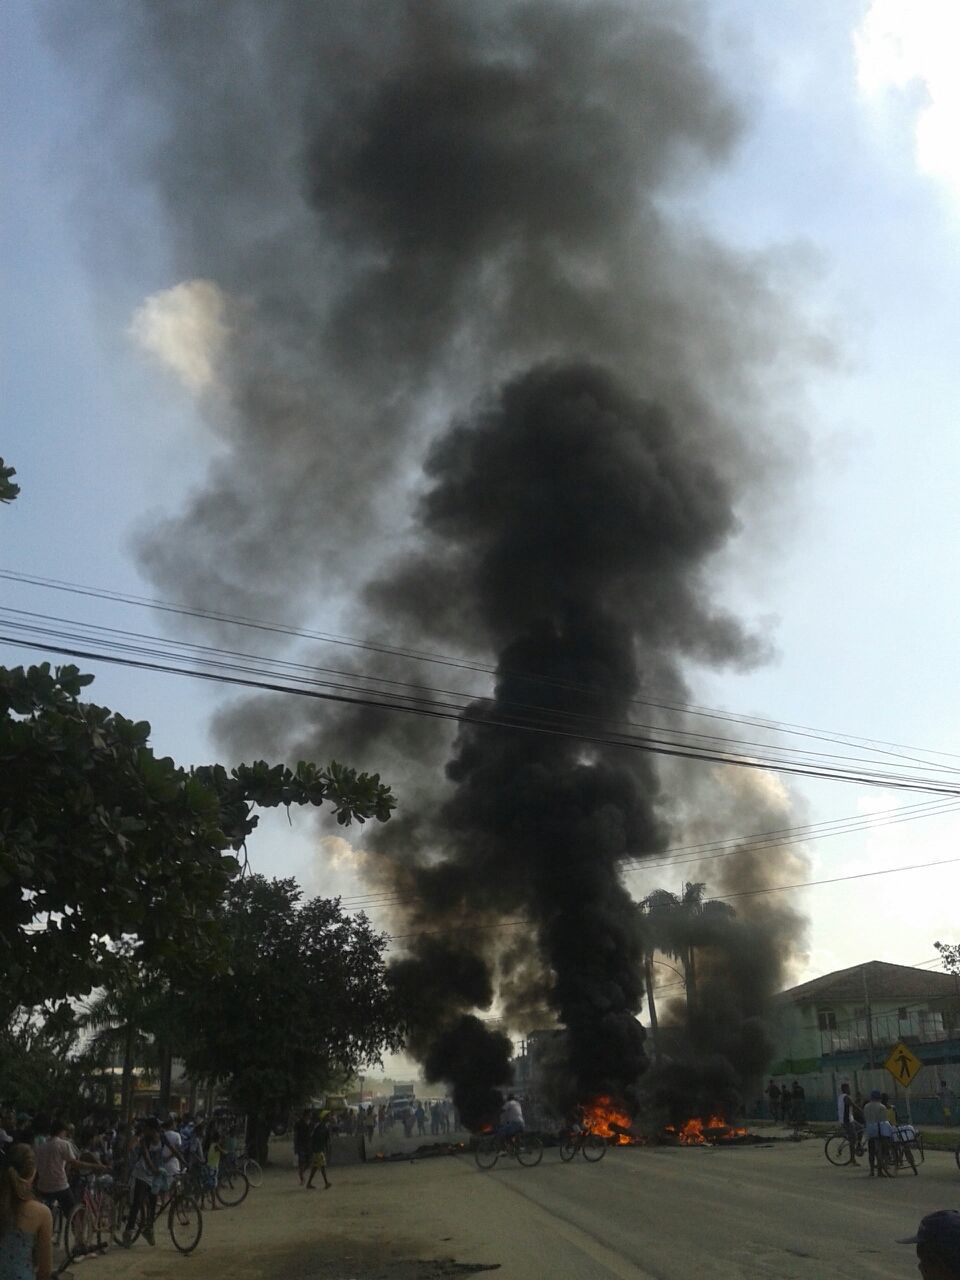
[[884, 1041, 922, 1088]]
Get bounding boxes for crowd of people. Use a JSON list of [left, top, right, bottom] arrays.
[[764, 1078, 807, 1124], [0, 1105, 246, 1277]]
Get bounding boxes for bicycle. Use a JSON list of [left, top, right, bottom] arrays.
[[62, 1173, 116, 1261], [824, 1125, 865, 1166], [559, 1127, 607, 1163], [474, 1130, 543, 1169], [241, 1152, 263, 1187], [112, 1175, 203, 1254]]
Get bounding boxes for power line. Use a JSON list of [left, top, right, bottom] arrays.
[[334, 797, 960, 910], [4, 566, 960, 772], [5, 604, 959, 784], [379, 853, 960, 944], [6, 630, 960, 798]]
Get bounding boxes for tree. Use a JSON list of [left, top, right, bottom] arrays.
[[0, 458, 19, 503], [0, 661, 395, 1018], [935, 941, 960, 973], [175, 875, 403, 1161], [0, 1003, 90, 1118]]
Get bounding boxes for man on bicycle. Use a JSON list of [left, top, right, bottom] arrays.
[[497, 1095, 524, 1144]]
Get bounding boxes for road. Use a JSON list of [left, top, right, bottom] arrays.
[[82, 1136, 953, 1279]]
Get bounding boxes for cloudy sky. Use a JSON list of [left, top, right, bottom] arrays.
[[4, 0, 960, 1049]]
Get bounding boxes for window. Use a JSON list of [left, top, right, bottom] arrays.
[[898, 1007, 908, 1020], [854, 1006, 867, 1018], [817, 1009, 837, 1031]]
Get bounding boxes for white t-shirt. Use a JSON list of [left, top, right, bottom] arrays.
[[501, 1099, 523, 1126], [35, 1136, 76, 1194], [162, 1129, 183, 1176]]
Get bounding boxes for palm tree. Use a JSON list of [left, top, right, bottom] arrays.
[[79, 958, 183, 1124]]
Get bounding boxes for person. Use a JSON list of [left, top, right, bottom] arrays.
[[790, 1081, 806, 1125], [863, 1089, 891, 1178], [766, 1080, 781, 1122], [497, 1095, 524, 1144], [293, 1109, 311, 1186], [938, 1080, 956, 1123], [837, 1083, 861, 1166], [377, 1104, 385, 1137], [305, 1112, 331, 1191], [365, 1106, 375, 1142], [898, 1209, 960, 1279], [160, 1116, 183, 1181], [0, 1144, 53, 1280], [122, 1117, 165, 1247], [414, 1102, 426, 1137], [34, 1118, 102, 1221]]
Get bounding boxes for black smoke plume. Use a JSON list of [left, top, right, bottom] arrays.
[[59, 1, 822, 1116]]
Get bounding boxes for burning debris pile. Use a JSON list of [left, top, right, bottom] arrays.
[[88, 1, 821, 1125]]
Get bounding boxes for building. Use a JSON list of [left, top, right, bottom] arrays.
[[765, 960, 960, 1123]]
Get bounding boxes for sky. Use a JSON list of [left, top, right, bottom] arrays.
[[4, 0, 960, 1075]]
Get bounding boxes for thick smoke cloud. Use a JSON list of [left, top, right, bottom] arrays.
[[59, 1, 825, 1115]]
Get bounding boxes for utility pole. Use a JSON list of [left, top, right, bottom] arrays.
[[644, 954, 660, 1061], [863, 967, 876, 1071]]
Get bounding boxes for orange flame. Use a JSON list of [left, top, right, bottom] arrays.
[[669, 1115, 748, 1144], [580, 1095, 634, 1145]]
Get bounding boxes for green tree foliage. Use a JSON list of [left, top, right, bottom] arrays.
[[176, 875, 403, 1159], [0, 458, 19, 503], [935, 941, 960, 973], [0, 1003, 89, 1117], [0, 661, 395, 1018]]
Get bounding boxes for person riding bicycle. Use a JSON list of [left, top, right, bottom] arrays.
[[497, 1095, 524, 1145]]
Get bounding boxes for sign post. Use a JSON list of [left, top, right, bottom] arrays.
[[884, 1042, 922, 1123]]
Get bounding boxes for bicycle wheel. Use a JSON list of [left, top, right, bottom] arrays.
[[168, 1192, 203, 1254], [215, 1167, 250, 1207], [474, 1136, 500, 1170], [66, 1204, 94, 1259], [112, 1191, 145, 1246], [879, 1138, 900, 1177], [582, 1133, 607, 1162], [824, 1134, 851, 1166], [242, 1157, 263, 1188], [516, 1135, 544, 1167], [559, 1136, 578, 1162], [95, 1193, 117, 1247]]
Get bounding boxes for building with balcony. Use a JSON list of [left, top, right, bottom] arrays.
[[765, 960, 960, 1123]]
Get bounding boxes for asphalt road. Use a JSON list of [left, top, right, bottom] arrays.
[[389, 1136, 952, 1278], [82, 1135, 956, 1280]]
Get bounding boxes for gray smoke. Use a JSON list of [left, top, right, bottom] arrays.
[[57, 0, 824, 1116]]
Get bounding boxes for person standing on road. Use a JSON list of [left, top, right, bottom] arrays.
[[305, 1112, 331, 1191], [414, 1103, 426, 1137], [898, 1209, 960, 1278], [790, 1081, 806, 1126], [377, 1105, 385, 1137], [938, 1080, 956, 1123], [293, 1109, 311, 1185], [863, 1089, 889, 1178], [766, 1080, 781, 1122], [837, 1083, 861, 1166]]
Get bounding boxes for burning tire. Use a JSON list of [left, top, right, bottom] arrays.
[[582, 1133, 607, 1162]]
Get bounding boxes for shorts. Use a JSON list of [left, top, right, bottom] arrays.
[[311, 1152, 327, 1170]]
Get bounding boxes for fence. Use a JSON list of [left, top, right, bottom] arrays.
[[760, 1063, 960, 1126]]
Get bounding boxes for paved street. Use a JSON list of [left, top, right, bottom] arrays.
[[83, 1135, 958, 1279]]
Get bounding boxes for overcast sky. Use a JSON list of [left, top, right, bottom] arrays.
[[4, 1, 960, 1072]]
